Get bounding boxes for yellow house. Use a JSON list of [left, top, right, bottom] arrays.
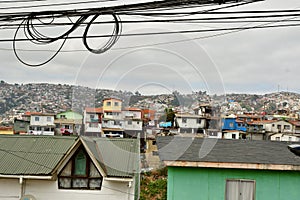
[[103, 98, 122, 112], [0, 126, 13, 135]]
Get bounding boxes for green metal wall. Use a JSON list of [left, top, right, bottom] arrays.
[[168, 166, 300, 200]]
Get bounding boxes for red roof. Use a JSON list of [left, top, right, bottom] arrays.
[[123, 107, 142, 112]]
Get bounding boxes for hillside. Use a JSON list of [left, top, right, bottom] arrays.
[[1, 81, 300, 122]]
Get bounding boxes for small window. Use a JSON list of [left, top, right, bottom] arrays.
[[284, 125, 290, 130], [90, 114, 95, 119], [182, 118, 187, 123], [226, 179, 255, 200], [58, 148, 103, 190], [229, 122, 234, 128], [128, 120, 132, 125], [197, 118, 201, 124], [232, 134, 236, 139], [114, 102, 119, 106], [106, 102, 111, 106], [35, 117, 39, 121], [47, 117, 52, 122], [19, 123, 25, 128]]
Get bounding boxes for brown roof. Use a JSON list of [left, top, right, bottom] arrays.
[[85, 107, 103, 113]]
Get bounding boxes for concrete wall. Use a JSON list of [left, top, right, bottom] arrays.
[[167, 166, 300, 200], [0, 178, 135, 200]]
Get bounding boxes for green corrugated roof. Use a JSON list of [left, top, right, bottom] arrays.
[[82, 137, 139, 178], [0, 135, 77, 176]]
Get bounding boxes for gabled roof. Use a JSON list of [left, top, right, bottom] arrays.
[[0, 135, 77, 176], [157, 136, 300, 170], [81, 137, 139, 178], [0, 135, 139, 179]]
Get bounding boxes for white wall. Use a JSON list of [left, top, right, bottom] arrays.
[[30, 115, 54, 126], [176, 117, 206, 129], [0, 178, 136, 200], [0, 179, 21, 200]]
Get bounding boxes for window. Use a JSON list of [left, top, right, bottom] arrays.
[[182, 118, 187, 123], [197, 118, 201, 124], [232, 134, 236, 139], [226, 179, 255, 200], [47, 116, 52, 122], [58, 148, 103, 190], [19, 123, 25, 128], [114, 102, 119, 106], [106, 101, 111, 106], [229, 122, 234, 128], [128, 120, 132, 125], [284, 125, 290, 130], [35, 116, 39, 121]]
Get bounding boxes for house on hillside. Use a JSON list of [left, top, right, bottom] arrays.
[[0, 135, 140, 200], [157, 136, 300, 200], [55, 110, 83, 136], [102, 98, 124, 138], [122, 108, 143, 138], [83, 107, 103, 136], [175, 113, 207, 134], [13, 118, 30, 135], [28, 113, 55, 135]]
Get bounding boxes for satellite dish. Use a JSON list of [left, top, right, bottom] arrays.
[[20, 194, 37, 200]]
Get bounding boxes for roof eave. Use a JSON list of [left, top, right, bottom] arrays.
[[104, 177, 133, 182], [0, 174, 53, 180], [163, 161, 300, 171]]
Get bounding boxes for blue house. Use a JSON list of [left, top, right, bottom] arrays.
[[222, 114, 247, 132]]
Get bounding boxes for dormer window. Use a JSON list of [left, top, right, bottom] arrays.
[[58, 147, 103, 190]]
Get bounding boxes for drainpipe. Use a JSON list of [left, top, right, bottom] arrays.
[[19, 176, 25, 198]]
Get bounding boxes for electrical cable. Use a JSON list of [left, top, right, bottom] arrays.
[[2, 0, 264, 66]]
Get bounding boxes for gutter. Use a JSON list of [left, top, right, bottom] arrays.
[[0, 174, 53, 180], [104, 177, 133, 182]]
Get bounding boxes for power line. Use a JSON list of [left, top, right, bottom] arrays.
[[0, 0, 46, 3], [0, 0, 264, 66], [0, 0, 118, 11]]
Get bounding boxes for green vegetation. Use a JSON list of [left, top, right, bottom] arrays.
[[140, 167, 168, 200]]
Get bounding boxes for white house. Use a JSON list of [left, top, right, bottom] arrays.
[[122, 108, 143, 138], [175, 113, 206, 134], [265, 120, 293, 134], [0, 135, 140, 200], [83, 107, 103, 136], [28, 113, 55, 135], [270, 133, 300, 142]]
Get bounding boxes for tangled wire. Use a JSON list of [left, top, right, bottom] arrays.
[[13, 12, 122, 67]]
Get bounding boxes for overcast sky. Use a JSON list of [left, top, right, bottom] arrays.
[[1, 0, 300, 96]]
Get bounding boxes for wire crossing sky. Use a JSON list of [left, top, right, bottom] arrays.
[[0, 0, 300, 95]]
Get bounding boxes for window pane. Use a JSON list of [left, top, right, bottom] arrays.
[[72, 178, 88, 188], [226, 180, 255, 200], [226, 180, 239, 200], [89, 179, 102, 189], [59, 178, 71, 188], [74, 150, 87, 175], [240, 180, 255, 200]]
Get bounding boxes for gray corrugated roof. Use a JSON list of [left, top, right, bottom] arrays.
[[157, 136, 300, 166], [82, 137, 139, 178], [0, 135, 77, 176]]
